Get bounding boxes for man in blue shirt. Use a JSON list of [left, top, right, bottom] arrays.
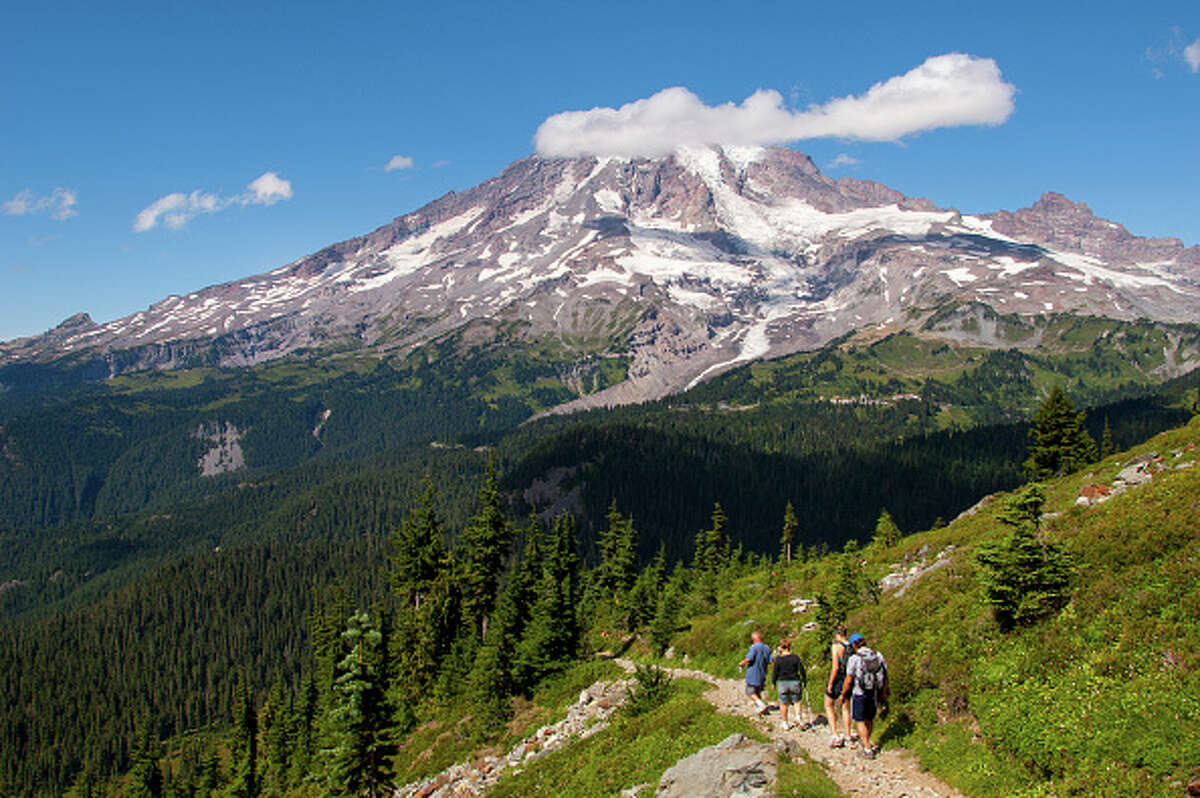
[[738, 630, 773, 715]]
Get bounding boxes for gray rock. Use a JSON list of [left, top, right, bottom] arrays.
[[656, 733, 777, 797]]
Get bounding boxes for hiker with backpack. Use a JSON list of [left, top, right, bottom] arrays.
[[840, 631, 888, 758], [823, 626, 854, 748], [738, 630, 773, 715], [771, 639, 811, 731]]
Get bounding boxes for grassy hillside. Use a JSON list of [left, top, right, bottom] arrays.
[[639, 415, 1200, 796]]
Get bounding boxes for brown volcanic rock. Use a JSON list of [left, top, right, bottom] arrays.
[[984, 192, 1199, 269]]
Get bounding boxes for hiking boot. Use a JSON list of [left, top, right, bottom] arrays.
[[860, 746, 876, 759], [829, 735, 845, 748]]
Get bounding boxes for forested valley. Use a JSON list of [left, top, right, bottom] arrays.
[[1, 317, 1198, 795]]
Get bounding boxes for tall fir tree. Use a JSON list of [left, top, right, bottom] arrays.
[[596, 500, 639, 597], [226, 669, 258, 798], [125, 714, 163, 798], [1024, 386, 1098, 479], [513, 512, 581, 689], [872, 508, 902, 548], [289, 673, 319, 788], [258, 677, 295, 797], [815, 539, 863, 633], [471, 515, 543, 722], [457, 456, 514, 640], [648, 563, 689, 656], [318, 611, 395, 798], [693, 503, 730, 573], [627, 544, 667, 629], [1100, 417, 1115, 458], [388, 475, 445, 612], [780, 501, 798, 564]]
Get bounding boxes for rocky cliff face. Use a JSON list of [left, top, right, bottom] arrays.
[[3, 146, 1199, 405]]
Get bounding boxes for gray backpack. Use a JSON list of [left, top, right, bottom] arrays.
[[854, 648, 886, 697]]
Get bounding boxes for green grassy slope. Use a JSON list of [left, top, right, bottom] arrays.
[[644, 415, 1200, 796]]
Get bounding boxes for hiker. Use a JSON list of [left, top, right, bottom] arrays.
[[771, 639, 810, 731], [738, 630, 772, 715], [823, 626, 854, 747], [840, 632, 888, 758]]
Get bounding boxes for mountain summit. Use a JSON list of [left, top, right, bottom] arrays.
[[4, 147, 1199, 403]]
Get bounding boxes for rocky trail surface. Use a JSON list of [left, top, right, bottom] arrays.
[[395, 655, 965, 797], [620, 658, 965, 798]]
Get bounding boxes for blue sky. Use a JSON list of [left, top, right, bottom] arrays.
[[2, 1, 1198, 342]]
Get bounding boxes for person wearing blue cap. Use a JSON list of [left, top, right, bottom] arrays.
[[840, 632, 888, 758]]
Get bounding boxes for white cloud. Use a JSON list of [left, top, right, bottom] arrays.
[[385, 154, 415, 172], [133, 172, 292, 232], [3, 187, 78, 220], [535, 53, 1016, 158], [827, 153, 861, 169], [1185, 38, 1200, 72], [243, 172, 292, 205]]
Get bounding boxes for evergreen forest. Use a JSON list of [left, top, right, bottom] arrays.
[[1, 314, 1199, 795]]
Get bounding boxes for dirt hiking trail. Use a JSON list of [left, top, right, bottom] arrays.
[[616, 658, 965, 798]]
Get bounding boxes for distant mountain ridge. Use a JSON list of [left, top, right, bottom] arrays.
[[4, 146, 1199, 404]]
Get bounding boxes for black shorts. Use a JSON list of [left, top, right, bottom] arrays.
[[825, 671, 846, 700], [851, 694, 877, 722]]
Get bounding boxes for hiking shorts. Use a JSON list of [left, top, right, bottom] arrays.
[[745, 683, 764, 696], [776, 680, 801, 705], [851, 694, 877, 722], [825, 670, 846, 700]]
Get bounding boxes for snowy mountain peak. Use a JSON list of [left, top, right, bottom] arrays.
[[3, 147, 1199, 405]]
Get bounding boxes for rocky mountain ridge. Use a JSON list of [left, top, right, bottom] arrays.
[[4, 146, 1199, 405]]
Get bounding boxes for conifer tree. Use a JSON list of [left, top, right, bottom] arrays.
[[126, 715, 163, 798], [628, 544, 666, 629], [597, 500, 639, 597], [649, 563, 688, 656], [815, 539, 863, 633], [259, 677, 295, 796], [394, 554, 463, 700], [197, 742, 223, 796], [1101, 417, 1114, 458], [513, 512, 581, 688], [457, 457, 514, 639], [872, 508, 902, 548], [65, 768, 97, 798], [226, 669, 258, 798], [318, 611, 395, 798], [976, 484, 1075, 630], [388, 475, 445, 612], [471, 516, 543, 720], [780, 502, 798, 564], [289, 673, 319, 787], [1024, 386, 1098, 479], [693, 502, 729, 573]]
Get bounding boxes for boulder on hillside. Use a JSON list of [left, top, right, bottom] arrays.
[[655, 733, 776, 797]]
